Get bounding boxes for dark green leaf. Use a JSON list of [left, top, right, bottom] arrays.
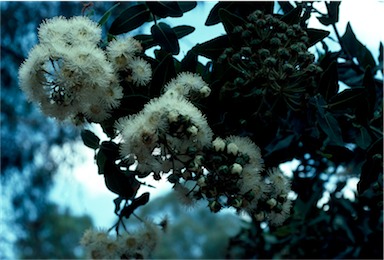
[[278, 1, 294, 14], [178, 2, 197, 13], [319, 61, 339, 100], [81, 130, 100, 150], [317, 2, 341, 26], [356, 126, 372, 150], [98, 2, 120, 26], [281, 6, 302, 25], [96, 148, 107, 175], [133, 34, 156, 50], [341, 22, 376, 69], [205, 2, 232, 26], [323, 145, 354, 163], [173, 25, 195, 39], [193, 35, 230, 60], [357, 137, 383, 194], [328, 88, 365, 111], [379, 42, 383, 65], [109, 4, 150, 35], [121, 192, 150, 218], [265, 134, 296, 154], [146, 1, 183, 18], [151, 53, 176, 96], [317, 112, 343, 146], [306, 28, 330, 47], [362, 66, 376, 117], [219, 8, 246, 35], [181, 50, 198, 73], [151, 22, 180, 55], [113, 197, 124, 215]]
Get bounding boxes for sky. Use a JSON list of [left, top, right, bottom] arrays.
[[49, 1, 384, 228]]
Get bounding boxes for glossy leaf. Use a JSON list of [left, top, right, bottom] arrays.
[[205, 2, 235, 26], [151, 22, 180, 55], [265, 134, 296, 154], [317, 111, 343, 146], [146, 1, 183, 18], [98, 2, 120, 26], [319, 61, 339, 100], [278, 1, 294, 14], [181, 50, 198, 73], [317, 2, 341, 26], [109, 4, 150, 35], [151, 52, 176, 96], [281, 6, 302, 25], [173, 25, 195, 39], [328, 88, 365, 111], [219, 9, 246, 35], [121, 192, 150, 218], [362, 66, 376, 117], [306, 28, 330, 47], [81, 129, 100, 150], [341, 23, 376, 70], [134, 34, 156, 50], [178, 1, 197, 13], [193, 35, 230, 60], [356, 126, 372, 150]]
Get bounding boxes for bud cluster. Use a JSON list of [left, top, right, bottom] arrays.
[[218, 10, 323, 111]]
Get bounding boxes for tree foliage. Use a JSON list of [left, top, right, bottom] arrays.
[[13, 1, 383, 259]]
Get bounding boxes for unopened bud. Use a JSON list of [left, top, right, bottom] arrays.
[[267, 198, 278, 209], [213, 137, 226, 152], [199, 86, 211, 97], [187, 125, 198, 136], [231, 163, 243, 174], [254, 211, 265, 221], [227, 142, 239, 156]]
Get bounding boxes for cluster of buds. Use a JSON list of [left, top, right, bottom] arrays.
[[170, 136, 292, 226], [218, 10, 323, 111]]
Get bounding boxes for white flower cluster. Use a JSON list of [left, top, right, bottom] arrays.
[[80, 222, 159, 259], [19, 16, 152, 124], [116, 89, 213, 176], [163, 72, 211, 100]]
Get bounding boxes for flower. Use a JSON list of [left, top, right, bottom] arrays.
[[164, 72, 210, 99], [38, 16, 101, 47], [128, 57, 152, 86], [106, 37, 143, 70]]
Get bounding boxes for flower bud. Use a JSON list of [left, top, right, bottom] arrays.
[[254, 211, 265, 221], [199, 86, 211, 98], [187, 125, 198, 136], [267, 198, 277, 209], [167, 110, 179, 123], [197, 176, 206, 187], [231, 163, 243, 174], [213, 137, 226, 152], [227, 142, 239, 156]]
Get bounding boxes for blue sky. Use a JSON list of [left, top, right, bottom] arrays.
[[49, 1, 384, 228]]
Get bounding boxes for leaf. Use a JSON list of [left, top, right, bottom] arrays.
[[178, 2, 197, 13], [81, 130, 100, 150], [379, 42, 383, 66], [146, 1, 183, 18], [357, 137, 383, 194], [317, 2, 341, 26], [277, 1, 294, 14], [205, 2, 233, 26], [319, 61, 339, 100], [98, 2, 120, 26], [173, 25, 195, 39], [356, 126, 372, 150], [133, 34, 156, 50], [265, 134, 296, 154], [281, 6, 302, 25], [193, 35, 230, 60], [317, 112, 344, 146], [341, 22, 376, 70], [218, 8, 246, 35], [181, 50, 198, 73], [328, 88, 366, 111], [113, 197, 124, 215], [362, 66, 376, 117], [150, 52, 176, 96], [120, 192, 150, 218], [151, 22, 180, 55], [305, 28, 330, 47], [109, 4, 150, 35]]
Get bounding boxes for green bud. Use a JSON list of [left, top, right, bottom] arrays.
[[233, 25, 243, 34], [258, 48, 270, 59], [270, 37, 282, 46], [218, 165, 229, 174], [241, 30, 252, 39]]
